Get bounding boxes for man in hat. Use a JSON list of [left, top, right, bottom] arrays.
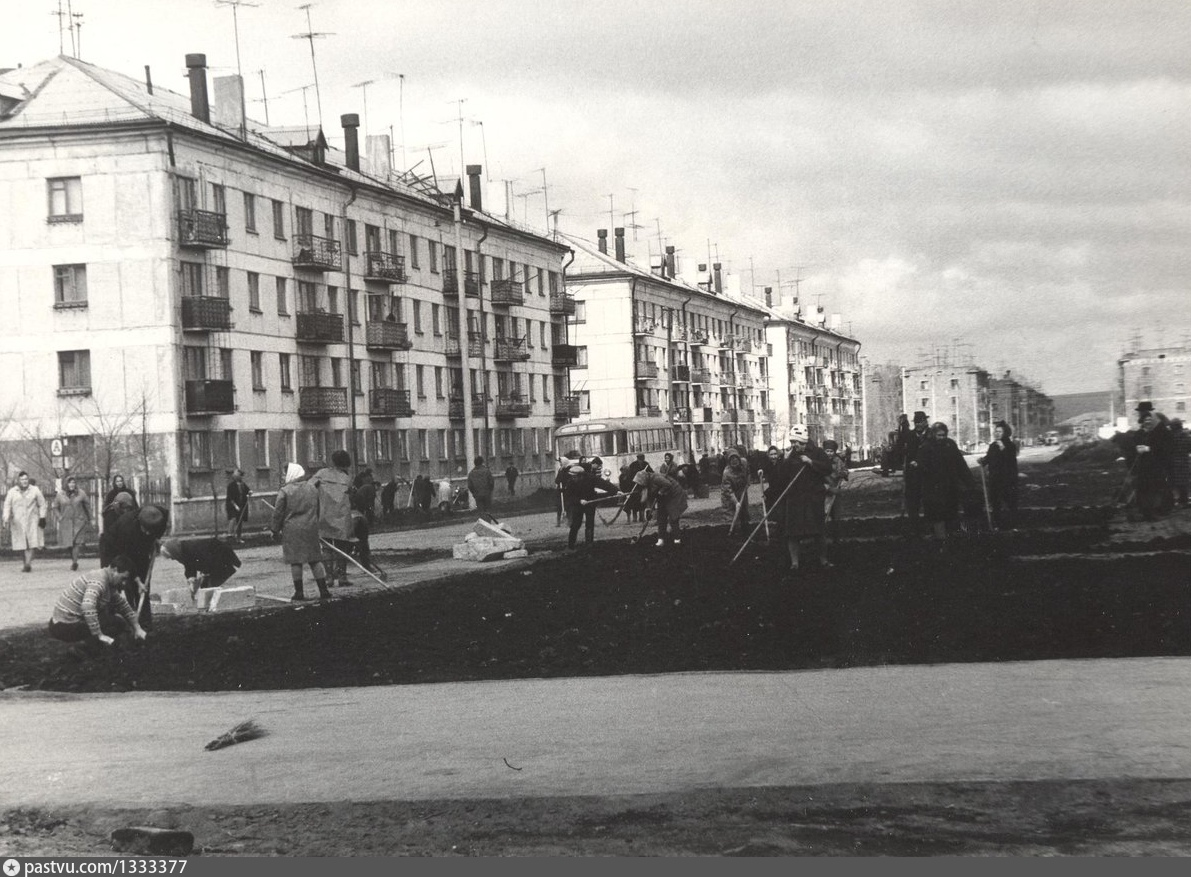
[[1127, 402, 1174, 520], [562, 460, 621, 549], [99, 504, 168, 627], [903, 411, 932, 534]]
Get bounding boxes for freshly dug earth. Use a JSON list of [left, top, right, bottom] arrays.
[[5, 779, 1191, 856], [2, 510, 1189, 693]]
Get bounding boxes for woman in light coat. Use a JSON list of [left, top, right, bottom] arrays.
[[4, 471, 48, 572], [271, 463, 330, 601], [54, 475, 92, 571]]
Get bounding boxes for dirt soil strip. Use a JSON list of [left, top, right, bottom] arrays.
[[4, 778, 1191, 856]]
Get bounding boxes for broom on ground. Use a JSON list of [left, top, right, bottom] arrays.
[[205, 719, 267, 751]]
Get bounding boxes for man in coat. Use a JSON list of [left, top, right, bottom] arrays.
[[4, 471, 47, 573], [272, 463, 330, 600], [916, 422, 976, 540], [779, 426, 832, 571], [312, 450, 355, 587], [380, 476, 398, 517], [99, 504, 168, 627], [224, 469, 251, 542], [1125, 403, 1174, 520], [903, 411, 932, 534], [634, 469, 688, 547], [467, 457, 495, 515], [563, 461, 621, 549], [160, 537, 242, 594], [505, 464, 520, 496], [1170, 418, 1191, 507]]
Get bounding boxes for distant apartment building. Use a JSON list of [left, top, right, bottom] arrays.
[[0, 55, 573, 529], [561, 229, 773, 454], [901, 364, 991, 450], [988, 373, 1056, 444], [862, 361, 905, 452], [1118, 345, 1191, 420]]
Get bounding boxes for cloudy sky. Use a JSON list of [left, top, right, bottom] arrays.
[[4, 0, 1188, 393]]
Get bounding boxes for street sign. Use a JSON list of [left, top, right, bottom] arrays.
[[50, 439, 64, 457]]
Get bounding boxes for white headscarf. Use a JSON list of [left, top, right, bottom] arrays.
[[284, 463, 306, 485]]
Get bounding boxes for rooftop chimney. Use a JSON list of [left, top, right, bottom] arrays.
[[764, 286, 773, 307], [597, 229, 608, 254], [466, 164, 483, 212], [213, 75, 246, 139], [185, 53, 209, 124], [713, 262, 723, 294], [366, 134, 392, 179], [664, 245, 676, 279], [340, 113, 360, 171], [613, 227, 625, 262], [144, 65, 153, 96]]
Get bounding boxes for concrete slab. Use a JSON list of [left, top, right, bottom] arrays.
[[207, 586, 256, 613]]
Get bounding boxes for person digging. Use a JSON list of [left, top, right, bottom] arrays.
[[48, 554, 147, 656], [159, 537, 242, 598]]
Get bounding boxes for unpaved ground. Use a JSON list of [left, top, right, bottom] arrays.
[[5, 779, 1191, 856]]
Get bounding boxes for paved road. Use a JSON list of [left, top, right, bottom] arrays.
[[2, 657, 1190, 808]]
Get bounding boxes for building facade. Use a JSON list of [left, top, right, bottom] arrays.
[[0, 55, 573, 530], [1118, 346, 1191, 421], [988, 373, 1056, 444], [562, 230, 773, 455], [861, 361, 905, 454], [901, 364, 991, 450]]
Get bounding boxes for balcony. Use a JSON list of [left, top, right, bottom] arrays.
[[554, 396, 581, 419], [672, 326, 689, 342], [292, 234, 342, 271], [184, 379, 234, 414], [763, 409, 778, 423], [448, 394, 489, 420], [362, 251, 407, 284], [636, 362, 659, 380], [445, 333, 484, 358], [442, 268, 480, 298], [298, 386, 348, 417], [495, 395, 532, 419], [491, 279, 525, 307], [181, 296, 231, 331], [365, 320, 412, 351], [552, 344, 579, 367], [296, 310, 345, 343], [734, 336, 751, 352], [368, 388, 413, 418], [672, 364, 691, 382], [697, 407, 714, 423], [673, 406, 693, 423], [494, 337, 530, 363], [690, 368, 711, 385], [549, 293, 576, 317], [633, 317, 659, 336], [637, 405, 662, 418], [719, 409, 738, 423], [691, 328, 710, 346], [719, 370, 736, 385], [739, 409, 755, 423], [178, 209, 228, 248]]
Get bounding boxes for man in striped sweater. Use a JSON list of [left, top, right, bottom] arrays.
[[48, 555, 147, 648]]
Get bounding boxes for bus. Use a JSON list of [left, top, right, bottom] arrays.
[[553, 416, 683, 478]]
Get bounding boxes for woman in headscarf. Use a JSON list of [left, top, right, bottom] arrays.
[[3, 471, 47, 572], [270, 463, 330, 601], [720, 448, 750, 533], [54, 475, 92, 571], [916, 422, 976, 540], [979, 420, 1019, 529], [101, 474, 138, 532], [633, 468, 688, 547]]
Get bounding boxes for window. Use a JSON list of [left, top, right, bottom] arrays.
[[409, 234, 420, 269], [388, 229, 400, 258], [254, 430, 269, 468], [529, 374, 536, 402], [346, 219, 358, 255], [950, 379, 959, 390], [549, 271, 559, 294], [413, 300, 423, 333], [434, 366, 444, 398], [181, 262, 204, 297], [281, 429, 295, 464], [279, 353, 292, 391], [526, 319, 534, 348], [395, 429, 409, 461], [304, 430, 327, 466], [356, 429, 368, 464], [573, 301, 586, 323], [53, 264, 87, 307], [419, 429, 430, 460], [251, 351, 264, 389], [537, 267, 545, 296], [543, 375, 551, 402], [214, 266, 230, 299], [272, 199, 286, 238], [432, 304, 441, 336], [1143, 385, 1152, 396], [224, 429, 239, 467], [247, 272, 261, 311], [211, 183, 227, 217], [47, 177, 83, 221], [416, 365, 426, 398], [1176, 383, 1186, 393], [1141, 366, 1151, 376], [579, 390, 590, 413], [276, 277, 289, 315], [438, 429, 448, 461], [243, 192, 257, 232], [330, 358, 343, 388], [298, 280, 318, 313], [324, 213, 336, 241], [327, 286, 339, 314], [1178, 402, 1186, 412], [350, 289, 361, 325], [429, 240, 439, 273], [541, 322, 549, 349], [575, 346, 589, 367], [57, 350, 91, 395], [920, 380, 929, 390], [373, 430, 392, 461], [351, 359, 363, 396], [921, 398, 929, 408], [187, 431, 212, 469]]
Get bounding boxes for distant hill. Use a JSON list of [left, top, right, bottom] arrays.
[[1052, 391, 1112, 422]]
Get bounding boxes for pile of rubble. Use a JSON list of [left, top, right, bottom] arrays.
[[452, 518, 529, 562]]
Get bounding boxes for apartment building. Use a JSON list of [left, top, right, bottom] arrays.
[[561, 229, 773, 454], [988, 373, 1056, 444], [0, 54, 573, 529], [1118, 345, 1191, 420], [901, 364, 991, 450]]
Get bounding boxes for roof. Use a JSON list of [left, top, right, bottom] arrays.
[[0, 55, 565, 251]]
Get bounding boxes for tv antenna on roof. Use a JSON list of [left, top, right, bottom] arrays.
[[215, 1, 259, 79], [280, 82, 316, 137], [291, 4, 333, 129], [352, 79, 375, 137]]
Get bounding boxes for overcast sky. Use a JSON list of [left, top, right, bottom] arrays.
[[4, 0, 1188, 394]]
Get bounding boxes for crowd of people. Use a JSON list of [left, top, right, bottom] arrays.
[[1114, 402, 1190, 520]]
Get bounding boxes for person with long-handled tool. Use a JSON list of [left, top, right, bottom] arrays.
[[311, 450, 356, 588], [267, 465, 331, 600], [822, 439, 849, 549], [225, 469, 251, 543], [977, 421, 1018, 530], [160, 537, 242, 598], [721, 449, 751, 536], [562, 460, 621, 550], [632, 469, 688, 547], [99, 504, 168, 628]]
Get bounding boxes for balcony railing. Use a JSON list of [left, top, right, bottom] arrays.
[[552, 344, 579, 367], [739, 409, 755, 423], [494, 337, 530, 363], [178, 209, 228, 248], [184, 379, 234, 414], [490, 279, 525, 307], [690, 368, 711, 384], [673, 406, 693, 423], [691, 329, 710, 346], [554, 396, 581, 419], [298, 386, 349, 417], [365, 320, 412, 350], [495, 395, 532, 419], [733, 336, 751, 352], [637, 405, 662, 418], [296, 310, 345, 343], [719, 369, 736, 385], [719, 409, 738, 423], [448, 393, 489, 420], [445, 333, 484, 358], [368, 388, 413, 418], [636, 362, 659, 380], [442, 268, 480, 297], [363, 251, 407, 284], [292, 234, 342, 271], [633, 317, 659, 336], [763, 409, 778, 423], [181, 296, 231, 331], [672, 326, 689, 342], [672, 364, 691, 382], [549, 293, 576, 316]]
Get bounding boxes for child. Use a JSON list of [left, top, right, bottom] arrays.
[[49, 555, 147, 649]]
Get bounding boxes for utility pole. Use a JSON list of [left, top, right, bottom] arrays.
[[292, 4, 333, 130]]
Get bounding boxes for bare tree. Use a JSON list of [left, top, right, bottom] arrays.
[[64, 392, 144, 489]]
